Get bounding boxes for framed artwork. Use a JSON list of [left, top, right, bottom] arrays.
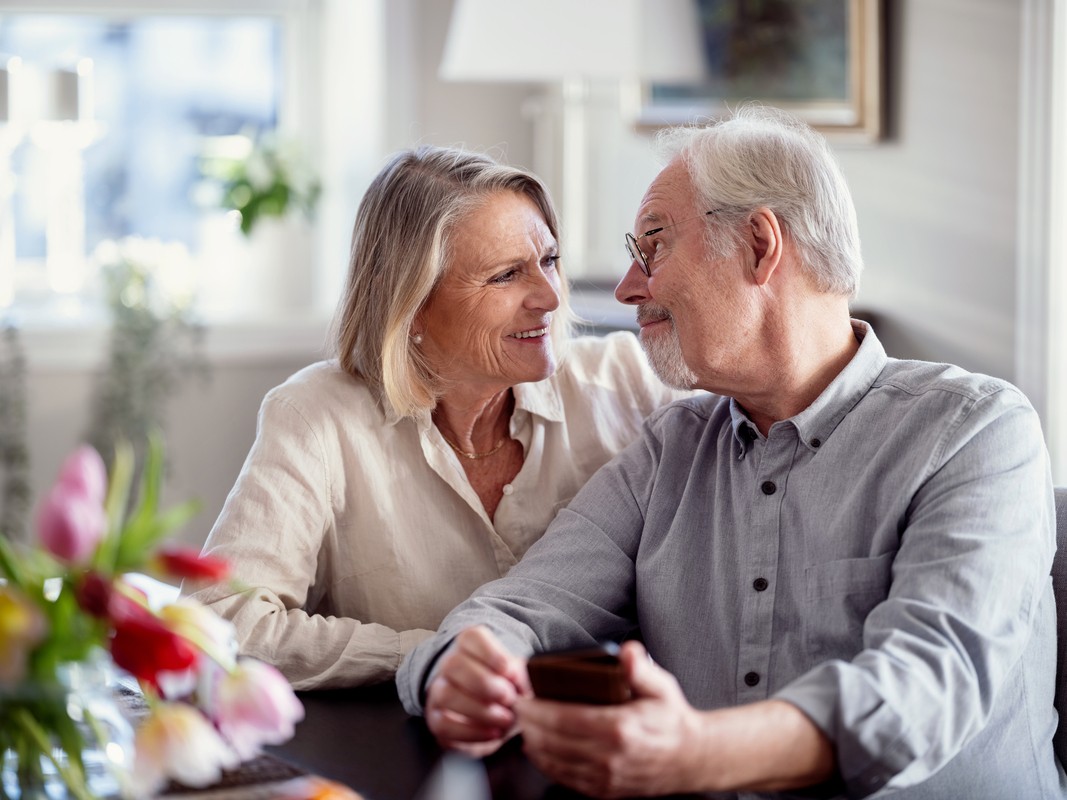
[[639, 0, 883, 142]]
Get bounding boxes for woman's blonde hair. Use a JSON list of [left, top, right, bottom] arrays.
[[331, 146, 572, 418]]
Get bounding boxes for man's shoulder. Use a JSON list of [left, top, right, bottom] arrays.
[[645, 392, 727, 432], [872, 358, 1028, 408]]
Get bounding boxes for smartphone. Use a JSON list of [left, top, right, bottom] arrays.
[[526, 643, 631, 705]]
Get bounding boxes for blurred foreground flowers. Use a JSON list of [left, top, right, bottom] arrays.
[[0, 440, 303, 799]]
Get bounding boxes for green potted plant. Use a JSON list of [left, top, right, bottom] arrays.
[[199, 132, 320, 237]]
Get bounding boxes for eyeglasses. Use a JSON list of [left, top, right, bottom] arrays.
[[624, 209, 721, 278]]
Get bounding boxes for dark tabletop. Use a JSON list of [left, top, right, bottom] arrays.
[[266, 682, 566, 800], [267, 683, 723, 800]]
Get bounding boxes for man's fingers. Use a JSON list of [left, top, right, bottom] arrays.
[[439, 645, 521, 707], [429, 674, 515, 728], [427, 705, 508, 744], [422, 627, 529, 755], [456, 626, 531, 693], [620, 640, 678, 701]]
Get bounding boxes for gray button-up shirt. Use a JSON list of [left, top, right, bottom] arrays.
[[398, 323, 1062, 799]]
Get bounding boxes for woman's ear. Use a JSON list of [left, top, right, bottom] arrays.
[[747, 208, 784, 287]]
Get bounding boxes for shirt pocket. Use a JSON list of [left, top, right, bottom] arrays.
[[803, 552, 894, 662]]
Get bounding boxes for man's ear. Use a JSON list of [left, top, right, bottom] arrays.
[[746, 207, 783, 287]]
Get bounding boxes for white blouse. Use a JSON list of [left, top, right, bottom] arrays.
[[188, 332, 689, 689]]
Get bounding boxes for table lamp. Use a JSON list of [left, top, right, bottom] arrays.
[[439, 0, 704, 275]]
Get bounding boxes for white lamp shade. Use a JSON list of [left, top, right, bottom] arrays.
[[440, 0, 705, 83]]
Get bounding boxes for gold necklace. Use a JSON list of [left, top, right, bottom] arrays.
[[442, 434, 507, 460]]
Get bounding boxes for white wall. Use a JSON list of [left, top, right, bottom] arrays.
[[21, 324, 327, 549], [405, 0, 1024, 382], [16, 0, 1033, 551], [843, 0, 1021, 379]]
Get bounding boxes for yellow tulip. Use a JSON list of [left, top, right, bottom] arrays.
[[0, 584, 48, 686]]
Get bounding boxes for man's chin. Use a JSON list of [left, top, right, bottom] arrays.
[[640, 329, 699, 390]]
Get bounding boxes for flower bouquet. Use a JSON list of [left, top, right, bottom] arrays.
[[0, 438, 304, 799]]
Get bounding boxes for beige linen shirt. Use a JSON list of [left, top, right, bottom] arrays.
[[188, 332, 686, 689]]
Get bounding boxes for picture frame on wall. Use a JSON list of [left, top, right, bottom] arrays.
[[638, 0, 883, 143]]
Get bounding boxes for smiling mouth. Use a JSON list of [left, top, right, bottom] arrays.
[[636, 305, 671, 328], [509, 326, 550, 339]]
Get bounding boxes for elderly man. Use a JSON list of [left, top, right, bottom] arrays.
[[396, 107, 1060, 798]]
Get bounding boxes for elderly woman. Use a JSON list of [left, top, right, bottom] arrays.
[[190, 146, 686, 689]]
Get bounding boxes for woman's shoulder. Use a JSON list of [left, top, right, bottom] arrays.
[[262, 361, 382, 423], [559, 332, 682, 390], [555, 332, 692, 410], [559, 331, 647, 381]]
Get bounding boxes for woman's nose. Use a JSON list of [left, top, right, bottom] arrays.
[[528, 270, 561, 311]]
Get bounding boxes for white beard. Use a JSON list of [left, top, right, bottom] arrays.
[[641, 318, 699, 390]]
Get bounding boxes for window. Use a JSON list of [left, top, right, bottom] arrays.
[[0, 3, 316, 322]]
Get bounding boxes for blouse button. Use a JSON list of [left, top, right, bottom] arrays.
[[502, 484, 514, 496]]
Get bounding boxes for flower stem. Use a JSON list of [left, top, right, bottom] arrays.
[[11, 709, 95, 800]]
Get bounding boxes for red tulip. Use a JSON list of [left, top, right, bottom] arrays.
[[77, 573, 151, 624], [110, 615, 199, 688], [154, 547, 230, 582]]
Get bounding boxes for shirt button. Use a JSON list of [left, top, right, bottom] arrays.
[[761, 480, 777, 495], [810, 438, 822, 448], [752, 577, 769, 592], [502, 484, 514, 496], [744, 671, 760, 687]]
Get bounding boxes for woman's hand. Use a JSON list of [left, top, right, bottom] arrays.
[[424, 626, 531, 756]]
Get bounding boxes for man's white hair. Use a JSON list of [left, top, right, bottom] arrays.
[[656, 105, 863, 297]]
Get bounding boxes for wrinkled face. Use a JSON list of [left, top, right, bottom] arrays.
[[616, 158, 752, 392], [418, 191, 561, 396]]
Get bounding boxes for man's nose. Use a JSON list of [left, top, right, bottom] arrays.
[[615, 259, 650, 306]]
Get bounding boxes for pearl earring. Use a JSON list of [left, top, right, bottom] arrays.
[[412, 333, 423, 345]]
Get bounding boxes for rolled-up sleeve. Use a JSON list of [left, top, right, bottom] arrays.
[[188, 394, 432, 689]]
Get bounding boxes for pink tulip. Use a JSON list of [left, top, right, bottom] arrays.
[[132, 702, 239, 795], [35, 486, 107, 565], [211, 659, 304, 760], [55, 445, 108, 505]]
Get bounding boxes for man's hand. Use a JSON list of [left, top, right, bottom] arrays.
[[516, 641, 836, 798], [515, 641, 705, 798], [424, 626, 531, 757]]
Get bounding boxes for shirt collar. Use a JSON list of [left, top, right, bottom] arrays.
[[512, 373, 565, 423], [730, 319, 887, 453]]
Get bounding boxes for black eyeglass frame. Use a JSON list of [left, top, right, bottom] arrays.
[[624, 209, 722, 278]]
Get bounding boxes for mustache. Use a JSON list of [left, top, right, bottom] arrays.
[[636, 303, 672, 326]]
